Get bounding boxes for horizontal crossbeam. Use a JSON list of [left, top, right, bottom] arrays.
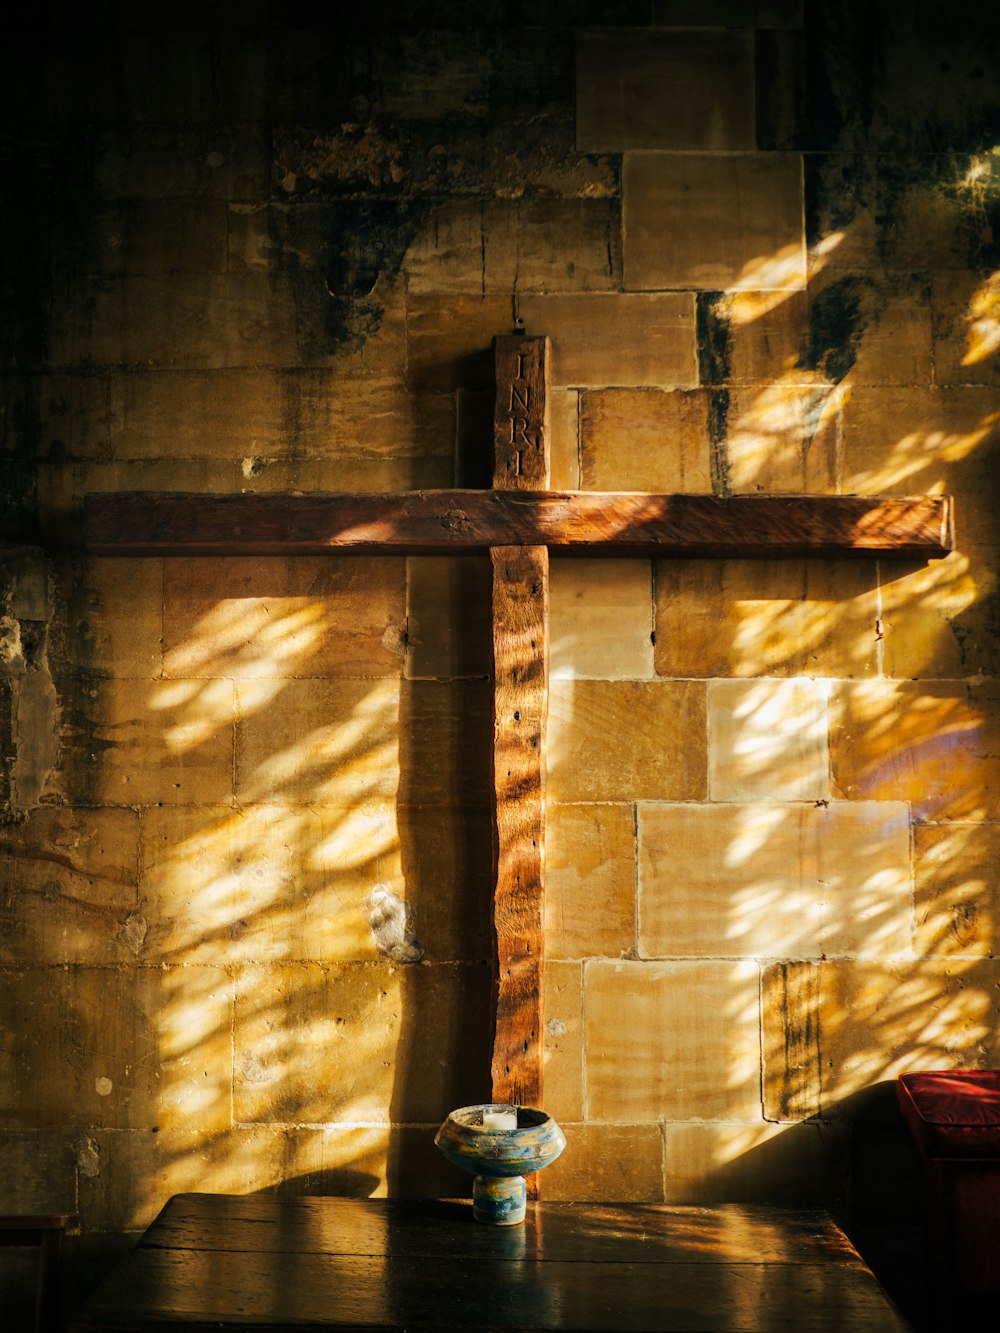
[[85, 491, 953, 560]]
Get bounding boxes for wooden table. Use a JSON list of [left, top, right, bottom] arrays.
[[69, 1193, 912, 1332]]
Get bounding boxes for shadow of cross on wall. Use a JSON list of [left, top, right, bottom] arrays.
[[84, 335, 954, 1125]]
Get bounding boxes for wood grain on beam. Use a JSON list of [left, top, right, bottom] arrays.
[[490, 336, 549, 1118], [84, 492, 954, 560]]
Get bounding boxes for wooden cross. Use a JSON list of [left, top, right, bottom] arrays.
[[84, 335, 953, 1114]]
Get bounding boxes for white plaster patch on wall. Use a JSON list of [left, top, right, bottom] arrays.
[[95, 1077, 113, 1097], [76, 1137, 101, 1178], [366, 886, 424, 963]]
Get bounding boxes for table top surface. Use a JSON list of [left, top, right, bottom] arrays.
[[69, 1193, 912, 1333]]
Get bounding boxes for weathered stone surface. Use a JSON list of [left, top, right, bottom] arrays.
[[548, 389, 580, 489], [549, 558, 654, 680], [0, 1130, 79, 1213], [404, 556, 492, 680], [763, 959, 1000, 1121], [0, 964, 232, 1132], [709, 679, 830, 801], [726, 384, 839, 493], [697, 290, 815, 387], [394, 803, 494, 963], [584, 959, 762, 1121], [654, 558, 881, 679], [72, 200, 228, 277], [542, 960, 584, 1123], [877, 550, 996, 681], [840, 385, 1000, 547], [163, 557, 407, 680], [87, 371, 455, 463], [546, 802, 636, 960], [624, 154, 805, 292], [405, 198, 622, 294], [580, 389, 713, 492], [235, 680, 400, 806], [405, 296, 513, 391], [577, 30, 755, 152], [638, 801, 911, 960], [663, 1121, 849, 1208], [0, 807, 139, 965], [913, 822, 1000, 958], [50, 274, 301, 371], [72, 558, 164, 677], [235, 678, 492, 807], [232, 960, 490, 1124], [65, 678, 235, 806], [933, 271, 1000, 387], [93, 126, 271, 201], [548, 680, 707, 802], [139, 803, 406, 965], [517, 294, 698, 388], [543, 1122, 663, 1202], [831, 680, 1000, 822]]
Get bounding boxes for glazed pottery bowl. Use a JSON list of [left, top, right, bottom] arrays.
[[435, 1104, 566, 1224]]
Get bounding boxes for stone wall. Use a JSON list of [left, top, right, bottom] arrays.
[[2, 0, 999, 1321]]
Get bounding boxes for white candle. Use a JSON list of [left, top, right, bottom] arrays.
[[482, 1109, 518, 1131]]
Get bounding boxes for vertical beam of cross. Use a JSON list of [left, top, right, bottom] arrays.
[[490, 336, 549, 1112]]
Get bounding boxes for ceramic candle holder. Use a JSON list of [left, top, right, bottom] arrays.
[[434, 1104, 566, 1225]]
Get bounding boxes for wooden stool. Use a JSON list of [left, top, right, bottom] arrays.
[[0, 1213, 79, 1333]]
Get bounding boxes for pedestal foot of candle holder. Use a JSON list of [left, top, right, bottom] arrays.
[[473, 1173, 526, 1225]]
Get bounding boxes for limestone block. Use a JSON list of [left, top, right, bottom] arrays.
[[549, 389, 581, 489], [662, 1121, 849, 1208], [94, 370, 453, 464], [94, 126, 271, 201], [77, 201, 228, 277], [235, 679, 401, 806], [709, 679, 830, 801], [847, 290, 935, 387], [699, 291, 814, 387], [516, 294, 697, 388], [405, 296, 513, 391], [914, 822, 1000, 958], [23, 372, 112, 462], [239, 455, 453, 494], [576, 30, 754, 152], [396, 679, 493, 807], [624, 154, 805, 293], [0, 807, 139, 966], [654, 0, 803, 24], [546, 803, 636, 961], [584, 959, 762, 1121], [65, 678, 235, 806], [580, 389, 713, 492], [725, 384, 840, 493], [549, 558, 654, 680], [831, 680, 1000, 821], [404, 556, 492, 680], [232, 960, 491, 1125], [878, 551, 996, 681], [542, 961, 584, 1123], [163, 557, 407, 681], [763, 958, 1000, 1120], [0, 1131, 78, 1213], [395, 803, 494, 964], [0, 964, 232, 1132], [543, 1123, 663, 1201], [654, 558, 881, 679], [932, 270, 1000, 388], [548, 680, 707, 802], [50, 274, 300, 372], [761, 961, 822, 1120], [638, 801, 911, 960], [405, 199, 622, 294], [72, 558, 164, 677], [840, 385, 999, 547], [139, 803, 402, 965]]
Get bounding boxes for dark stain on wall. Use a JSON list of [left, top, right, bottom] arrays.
[[799, 276, 885, 384]]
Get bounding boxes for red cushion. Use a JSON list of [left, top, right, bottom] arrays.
[[898, 1071, 1000, 1158]]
